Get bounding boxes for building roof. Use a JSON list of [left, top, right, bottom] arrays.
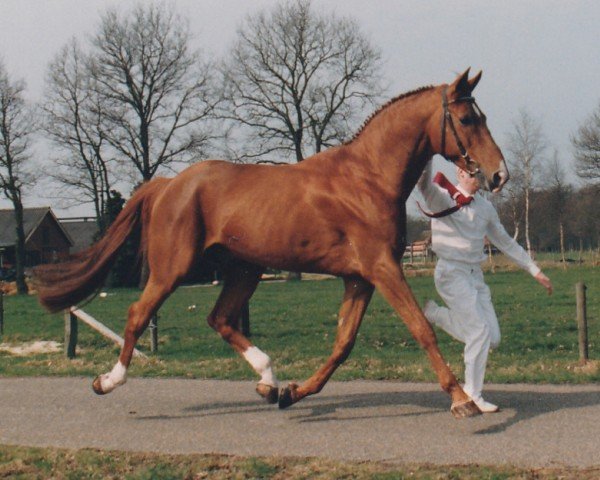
[[59, 217, 99, 253], [0, 207, 73, 248]]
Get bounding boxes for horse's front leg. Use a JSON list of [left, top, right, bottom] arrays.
[[368, 254, 481, 418], [278, 276, 374, 408]]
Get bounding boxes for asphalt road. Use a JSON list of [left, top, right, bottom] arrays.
[[1, 377, 599, 468]]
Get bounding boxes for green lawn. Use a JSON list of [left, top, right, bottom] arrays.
[[0, 264, 597, 384], [1, 444, 599, 480]]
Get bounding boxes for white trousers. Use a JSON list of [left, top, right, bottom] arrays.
[[425, 259, 500, 401]]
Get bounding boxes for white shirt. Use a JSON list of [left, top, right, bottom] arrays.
[[418, 163, 541, 277]]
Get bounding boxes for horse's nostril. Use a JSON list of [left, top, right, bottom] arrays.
[[492, 172, 502, 188]]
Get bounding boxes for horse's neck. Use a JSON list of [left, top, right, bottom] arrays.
[[346, 92, 437, 199]]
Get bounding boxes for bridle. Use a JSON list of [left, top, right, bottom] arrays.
[[440, 86, 484, 176]]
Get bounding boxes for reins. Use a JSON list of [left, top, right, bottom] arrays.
[[440, 87, 482, 176]]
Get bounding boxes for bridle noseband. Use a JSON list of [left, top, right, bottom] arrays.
[[440, 86, 483, 176]]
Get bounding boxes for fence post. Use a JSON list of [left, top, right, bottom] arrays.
[[150, 314, 158, 353], [64, 309, 78, 359], [0, 291, 4, 336], [576, 282, 588, 364]]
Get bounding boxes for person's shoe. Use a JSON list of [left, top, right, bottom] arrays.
[[423, 300, 437, 324], [471, 397, 499, 413]]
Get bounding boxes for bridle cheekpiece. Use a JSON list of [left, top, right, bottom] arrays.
[[440, 86, 483, 176]]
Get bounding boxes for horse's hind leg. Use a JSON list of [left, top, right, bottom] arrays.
[[91, 276, 176, 394], [207, 262, 279, 403], [279, 276, 374, 408], [92, 216, 198, 395]]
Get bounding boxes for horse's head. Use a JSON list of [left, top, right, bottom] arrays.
[[430, 69, 509, 192]]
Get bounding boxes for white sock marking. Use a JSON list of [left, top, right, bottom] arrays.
[[100, 361, 127, 393], [243, 346, 278, 387]]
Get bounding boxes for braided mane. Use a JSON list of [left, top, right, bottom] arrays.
[[345, 85, 434, 144]]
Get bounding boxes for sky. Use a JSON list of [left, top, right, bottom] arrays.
[[0, 0, 599, 217]]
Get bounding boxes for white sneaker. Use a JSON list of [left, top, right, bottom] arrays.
[[471, 396, 499, 413]]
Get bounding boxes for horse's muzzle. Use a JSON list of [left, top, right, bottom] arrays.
[[490, 162, 509, 192]]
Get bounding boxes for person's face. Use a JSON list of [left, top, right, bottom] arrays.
[[457, 168, 480, 195]]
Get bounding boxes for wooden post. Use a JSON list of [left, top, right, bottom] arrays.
[[69, 308, 146, 358], [149, 314, 158, 353], [64, 310, 78, 359], [576, 282, 588, 364], [240, 301, 250, 337], [0, 291, 4, 336]]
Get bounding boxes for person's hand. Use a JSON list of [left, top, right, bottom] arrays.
[[535, 272, 553, 295]]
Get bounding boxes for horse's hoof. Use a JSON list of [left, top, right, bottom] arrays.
[[256, 383, 279, 404], [278, 383, 299, 409], [92, 376, 107, 395], [451, 399, 482, 418]]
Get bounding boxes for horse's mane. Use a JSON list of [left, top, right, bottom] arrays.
[[345, 85, 434, 144]]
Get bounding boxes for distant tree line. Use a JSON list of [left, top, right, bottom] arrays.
[[1, 0, 599, 292]]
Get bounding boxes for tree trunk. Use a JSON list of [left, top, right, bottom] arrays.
[[524, 188, 532, 258], [512, 224, 520, 241], [559, 222, 566, 269], [13, 200, 28, 294]]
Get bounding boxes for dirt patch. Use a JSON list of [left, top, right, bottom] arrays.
[[0, 341, 62, 356]]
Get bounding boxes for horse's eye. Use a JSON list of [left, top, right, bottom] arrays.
[[460, 115, 475, 126]]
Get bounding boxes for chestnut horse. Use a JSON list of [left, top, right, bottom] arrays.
[[36, 69, 508, 418]]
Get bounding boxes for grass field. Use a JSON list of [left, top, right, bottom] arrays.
[[0, 263, 597, 384], [1, 444, 600, 480]]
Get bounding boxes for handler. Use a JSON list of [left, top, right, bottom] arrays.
[[417, 161, 552, 413]]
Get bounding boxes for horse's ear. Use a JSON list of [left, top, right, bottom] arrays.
[[468, 70, 482, 92], [450, 68, 472, 96]]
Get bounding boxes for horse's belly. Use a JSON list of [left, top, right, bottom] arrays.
[[221, 229, 358, 275]]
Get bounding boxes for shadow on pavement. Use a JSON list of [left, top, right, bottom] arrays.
[[135, 385, 600, 435]]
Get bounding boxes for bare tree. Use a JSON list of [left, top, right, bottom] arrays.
[[0, 63, 36, 294], [572, 101, 600, 182], [42, 39, 114, 233], [89, 2, 218, 181], [497, 165, 525, 240], [506, 109, 546, 257], [221, 0, 383, 163]]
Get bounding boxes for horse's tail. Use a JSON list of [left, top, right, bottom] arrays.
[[35, 178, 170, 313]]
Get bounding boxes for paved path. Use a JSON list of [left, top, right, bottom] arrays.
[[1, 377, 599, 468]]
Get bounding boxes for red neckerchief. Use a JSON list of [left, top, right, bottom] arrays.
[[418, 172, 473, 218]]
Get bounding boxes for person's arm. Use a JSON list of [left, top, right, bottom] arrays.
[[486, 206, 553, 295], [417, 161, 453, 211]]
